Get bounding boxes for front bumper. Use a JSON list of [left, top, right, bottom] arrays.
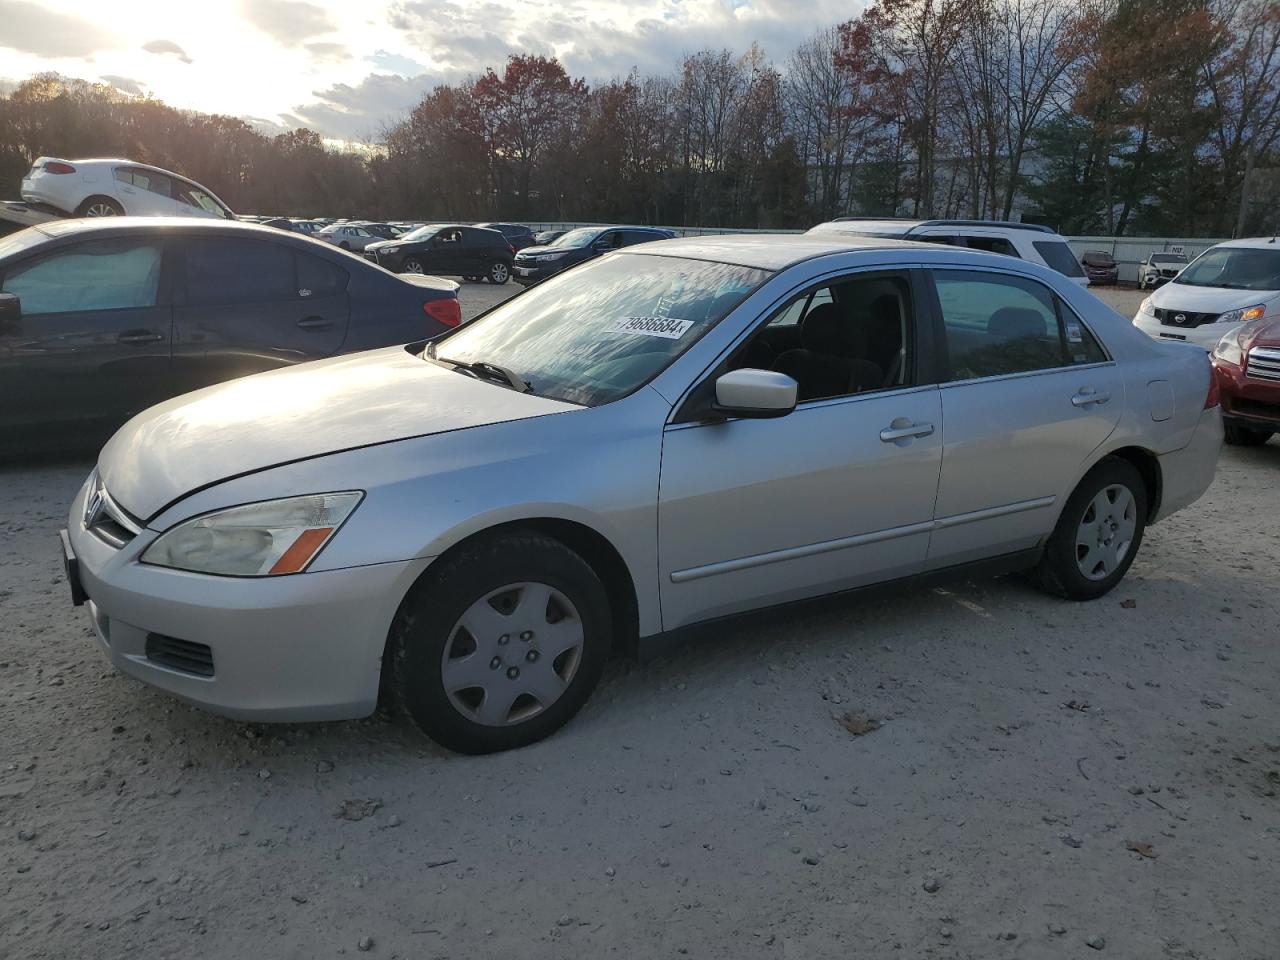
[[1132, 313, 1237, 351], [1152, 405, 1223, 522], [64, 478, 432, 722], [1214, 358, 1280, 430], [512, 261, 561, 285]]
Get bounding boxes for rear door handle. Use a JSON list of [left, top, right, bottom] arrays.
[[879, 421, 935, 443], [1071, 389, 1111, 408], [117, 330, 164, 344], [296, 316, 333, 330]]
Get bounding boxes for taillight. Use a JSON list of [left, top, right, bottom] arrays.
[[507, 243, 515, 255], [424, 298, 461, 328], [1204, 369, 1220, 409], [43, 161, 76, 175]]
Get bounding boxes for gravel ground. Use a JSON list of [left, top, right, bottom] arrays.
[[3, 278, 1278, 960]]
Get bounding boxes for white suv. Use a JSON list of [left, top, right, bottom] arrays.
[[1132, 239, 1280, 350], [20, 158, 235, 219], [807, 218, 1087, 286]]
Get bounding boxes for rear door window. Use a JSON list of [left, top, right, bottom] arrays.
[[1032, 240, 1084, 278], [960, 235, 1020, 257], [184, 239, 294, 306], [931, 270, 1104, 380], [296, 252, 347, 297]]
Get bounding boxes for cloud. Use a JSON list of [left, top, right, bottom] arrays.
[[143, 39, 193, 63], [242, 0, 337, 47], [305, 42, 351, 61], [287, 71, 457, 140], [385, 0, 863, 80], [0, 1, 122, 59], [365, 50, 428, 75], [101, 74, 145, 96]]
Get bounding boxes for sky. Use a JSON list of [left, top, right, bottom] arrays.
[[0, 0, 859, 144]]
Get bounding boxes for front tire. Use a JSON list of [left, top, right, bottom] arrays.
[[385, 531, 612, 754], [486, 260, 510, 285], [1036, 457, 1147, 601], [1224, 421, 1273, 446], [76, 196, 124, 217], [402, 258, 425, 274]]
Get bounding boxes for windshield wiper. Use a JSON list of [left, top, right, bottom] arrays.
[[436, 355, 531, 393]]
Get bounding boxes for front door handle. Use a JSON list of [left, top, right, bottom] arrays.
[[1071, 389, 1111, 408], [879, 421, 935, 444], [117, 330, 164, 344], [296, 316, 333, 330]]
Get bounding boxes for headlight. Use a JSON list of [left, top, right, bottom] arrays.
[[1215, 304, 1265, 325], [1212, 329, 1244, 365], [1139, 297, 1155, 317], [141, 492, 362, 576]]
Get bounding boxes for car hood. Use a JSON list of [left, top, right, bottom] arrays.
[[98, 347, 578, 521], [516, 244, 573, 257], [1151, 284, 1280, 313]]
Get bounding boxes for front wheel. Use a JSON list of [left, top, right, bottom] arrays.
[[1036, 457, 1147, 601], [402, 258, 425, 274], [486, 261, 510, 285], [1224, 421, 1274, 446], [384, 531, 612, 754]]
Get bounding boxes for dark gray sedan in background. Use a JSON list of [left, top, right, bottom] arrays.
[[0, 217, 460, 451]]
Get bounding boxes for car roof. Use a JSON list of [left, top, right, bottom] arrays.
[[1208, 237, 1280, 251], [621, 232, 925, 270], [815, 217, 1059, 237], [24, 216, 348, 249]]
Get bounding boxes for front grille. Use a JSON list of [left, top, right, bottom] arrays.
[[1155, 307, 1217, 328], [1246, 346, 1280, 382], [145, 634, 215, 677], [1159, 268, 1181, 278], [84, 478, 141, 549]]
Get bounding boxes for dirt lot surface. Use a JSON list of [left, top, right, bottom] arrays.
[[3, 279, 1278, 960]]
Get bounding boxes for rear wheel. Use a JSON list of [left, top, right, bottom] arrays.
[[486, 261, 510, 285], [402, 258, 425, 274], [385, 531, 612, 754], [1036, 457, 1147, 601], [1224, 421, 1273, 446], [75, 196, 123, 217]]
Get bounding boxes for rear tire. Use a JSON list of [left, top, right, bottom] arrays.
[[486, 261, 510, 285], [1224, 421, 1273, 446], [1036, 457, 1147, 601], [384, 531, 612, 754], [75, 196, 123, 217]]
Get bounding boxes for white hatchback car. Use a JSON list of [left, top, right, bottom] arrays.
[[20, 158, 235, 220], [62, 235, 1221, 753], [1132, 239, 1280, 350]]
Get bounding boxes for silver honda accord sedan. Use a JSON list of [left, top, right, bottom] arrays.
[[61, 235, 1222, 753]]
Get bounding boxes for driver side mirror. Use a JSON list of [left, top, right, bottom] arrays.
[[0, 292, 20, 332], [712, 369, 797, 419]]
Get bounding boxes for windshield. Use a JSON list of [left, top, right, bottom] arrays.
[[400, 225, 440, 242], [431, 254, 770, 406], [1174, 247, 1280, 291], [549, 228, 599, 249]]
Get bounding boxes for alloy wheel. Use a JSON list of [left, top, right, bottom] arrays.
[[489, 262, 509, 283], [440, 582, 584, 726], [84, 202, 119, 217], [403, 259, 425, 274], [1075, 484, 1137, 580]]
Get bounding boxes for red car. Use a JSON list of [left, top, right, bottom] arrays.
[[1211, 317, 1280, 445]]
